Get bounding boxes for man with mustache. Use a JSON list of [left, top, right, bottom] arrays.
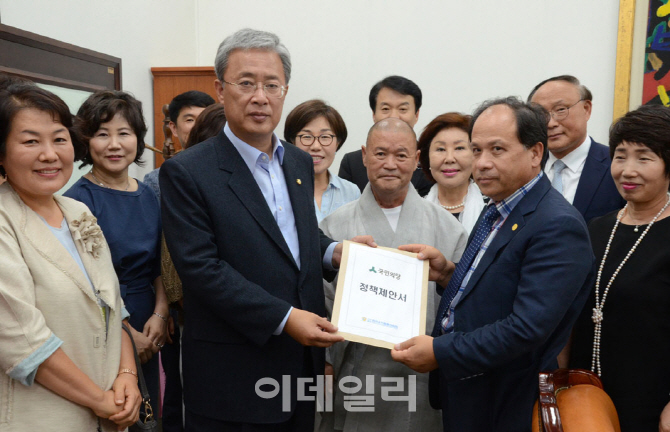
[[391, 97, 595, 431]]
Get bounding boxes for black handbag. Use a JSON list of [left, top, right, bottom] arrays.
[[122, 324, 160, 432]]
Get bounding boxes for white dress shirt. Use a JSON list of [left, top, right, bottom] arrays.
[[544, 136, 591, 204]]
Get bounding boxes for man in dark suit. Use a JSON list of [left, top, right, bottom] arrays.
[[392, 97, 595, 431], [160, 29, 371, 432], [529, 75, 625, 223], [338, 75, 433, 196]]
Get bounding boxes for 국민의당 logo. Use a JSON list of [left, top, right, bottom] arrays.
[[362, 317, 367, 321]]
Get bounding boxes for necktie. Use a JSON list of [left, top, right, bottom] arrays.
[[438, 204, 500, 333], [551, 159, 567, 195]]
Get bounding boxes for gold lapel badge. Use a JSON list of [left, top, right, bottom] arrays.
[[512, 223, 518, 231], [296, 179, 302, 185]]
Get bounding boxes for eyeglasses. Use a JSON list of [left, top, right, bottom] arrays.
[[295, 134, 336, 147], [549, 99, 584, 121], [223, 80, 287, 98]]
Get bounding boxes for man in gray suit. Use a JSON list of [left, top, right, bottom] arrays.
[[319, 118, 467, 431]]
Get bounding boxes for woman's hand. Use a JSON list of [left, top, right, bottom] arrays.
[[108, 373, 141, 430], [143, 313, 168, 349], [130, 325, 158, 364], [660, 401, 670, 432], [91, 389, 123, 419], [146, 276, 170, 349], [35, 348, 129, 420]]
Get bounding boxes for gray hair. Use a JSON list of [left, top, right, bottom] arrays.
[[527, 74, 593, 103], [214, 28, 292, 84]]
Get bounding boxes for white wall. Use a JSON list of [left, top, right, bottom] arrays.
[[0, 0, 198, 179], [1, 0, 622, 176], [195, 0, 621, 171]]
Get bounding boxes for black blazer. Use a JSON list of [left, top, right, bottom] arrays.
[[338, 148, 433, 196], [160, 130, 332, 423], [573, 139, 625, 224]]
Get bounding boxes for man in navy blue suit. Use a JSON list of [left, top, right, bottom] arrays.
[[161, 29, 373, 432], [392, 97, 595, 431], [529, 75, 625, 223]]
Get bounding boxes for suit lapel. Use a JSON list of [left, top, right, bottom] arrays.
[[282, 146, 313, 277], [216, 131, 297, 268], [458, 177, 550, 303], [20, 196, 99, 306], [573, 140, 607, 215]]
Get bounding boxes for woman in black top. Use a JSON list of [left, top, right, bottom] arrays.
[[570, 104, 670, 431]]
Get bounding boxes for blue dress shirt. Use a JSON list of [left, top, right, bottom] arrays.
[[224, 124, 337, 334], [315, 172, 361, 223]]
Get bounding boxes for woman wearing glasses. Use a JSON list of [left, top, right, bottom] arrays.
[[284, 99, 360, 222]]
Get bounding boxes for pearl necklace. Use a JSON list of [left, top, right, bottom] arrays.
[[440, 202, 464, 210], [591, 192, 670, 376], [89, 170, 130, 191]]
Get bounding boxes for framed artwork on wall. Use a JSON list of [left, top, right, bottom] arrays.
[[613, 0, 670, 120]]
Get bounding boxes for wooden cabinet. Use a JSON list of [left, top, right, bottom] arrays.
[[151, 67, 218, 167]]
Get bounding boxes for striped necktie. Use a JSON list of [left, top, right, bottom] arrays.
[[438, 204, 500, 333]]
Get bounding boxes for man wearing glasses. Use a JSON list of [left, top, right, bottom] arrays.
[[160, 28, 372, 431], [528, 75, 624, 223]]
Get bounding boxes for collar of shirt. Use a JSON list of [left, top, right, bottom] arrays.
[[224, 123, 285, 174], [327, 170, 344, 191], [494, 172, 544, 220], [545, 135, 591, 174], [442, 171, 544, 333]]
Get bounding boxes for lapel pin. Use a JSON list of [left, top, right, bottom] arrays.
[[512, 223, 518, 231], [296, 179, 302, 185]]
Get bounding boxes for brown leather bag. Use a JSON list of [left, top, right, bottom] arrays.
[[531, 369, 621, 432]]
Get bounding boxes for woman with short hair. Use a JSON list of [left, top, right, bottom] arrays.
[[65, 90, 167, 417], [570, 104, 670, 431], [0, 84, 140, 430], [284, 99, 360, 222]]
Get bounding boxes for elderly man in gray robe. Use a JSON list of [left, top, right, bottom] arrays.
[[319, 118, 468, 432]]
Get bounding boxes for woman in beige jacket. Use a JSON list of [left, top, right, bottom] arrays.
[[0, 83, 141, 431]]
